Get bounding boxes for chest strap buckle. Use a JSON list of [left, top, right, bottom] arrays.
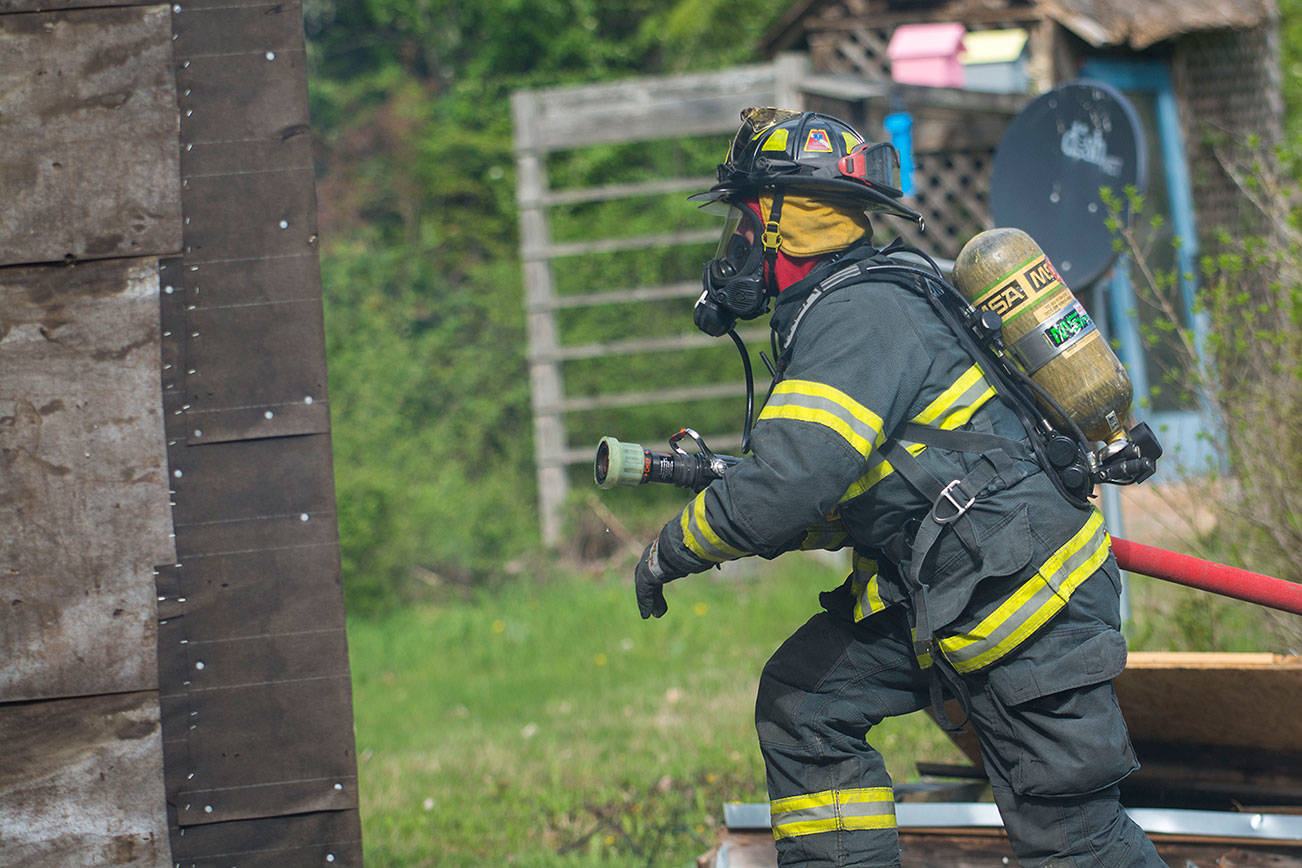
[[932, 479, 976, 525]]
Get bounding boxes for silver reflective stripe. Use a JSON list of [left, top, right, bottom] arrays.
[[770, 787, 898, 840], [771, 803, 837, 827], [680, 490, 745, 562], [769, 799, 895, 829], [760, 380, 884, 458], [839, 364, 994, 503]]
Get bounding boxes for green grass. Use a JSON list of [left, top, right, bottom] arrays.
[[347, 556, 965, 867], [347, 547, 1299, 867]]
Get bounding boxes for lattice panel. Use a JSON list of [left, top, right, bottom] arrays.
[[879, 149, 995, 260], [804, 6, 1042, 83], [1173, 26, 1283, 239], [831, 26, 893, 80]]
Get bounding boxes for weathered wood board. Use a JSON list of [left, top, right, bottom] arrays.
[[1118, 652, 1302, 754], [2, 0, 359, 861], [0, 257, 174, 701], [0, 691, 170, 867], [153, 0, 365, 858], [0, 4, 182, 266]]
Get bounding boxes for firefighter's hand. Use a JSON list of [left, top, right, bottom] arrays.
[[635, 539, 670, 619]]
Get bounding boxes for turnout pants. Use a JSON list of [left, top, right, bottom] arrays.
[[755, 565, 1166, 867]]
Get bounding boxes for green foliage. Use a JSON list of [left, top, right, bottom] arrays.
[[323, 236, 537, 611], [1103, 148, 1302, 589], [1282, 0, 1302, 145], [309, 0, 795, 611]]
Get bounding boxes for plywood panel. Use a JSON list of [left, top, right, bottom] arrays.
[[163, 676, 357, 826], [1118, 652, 1302, 754], [156, 0, 364, 855], [0, 0, 154, 14], [0, 5, 181, 265], [0, 691, 169, 867], [167, 435, 338, 529], [937, 652, 1302, 807], [0, 258, 174, 702], [167, 811, 362, 866], [175, 47, 309, 144]]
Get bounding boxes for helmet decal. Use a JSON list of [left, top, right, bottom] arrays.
[[761, 129, 789, 152], [802, 129, 834, 154]]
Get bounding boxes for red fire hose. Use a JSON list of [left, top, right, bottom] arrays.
[[1111, 537, 1302, 616]]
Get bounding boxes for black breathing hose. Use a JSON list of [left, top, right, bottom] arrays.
[[727, 327, 755, 454]]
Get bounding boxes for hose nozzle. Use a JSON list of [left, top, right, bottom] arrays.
[[594, 430, 741, 492], [594, 436, 649, 489]]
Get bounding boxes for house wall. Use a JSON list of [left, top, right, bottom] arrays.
[[1173, 25, 1285, 238]]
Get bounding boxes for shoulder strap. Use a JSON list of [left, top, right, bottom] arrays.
[[895, 422, 1033, 463], [775, 249, 919, 371]]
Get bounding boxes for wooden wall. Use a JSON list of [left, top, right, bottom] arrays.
[[0, 1, 362, 864]]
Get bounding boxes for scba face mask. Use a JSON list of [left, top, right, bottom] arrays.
[[695, 203, 769, 336]]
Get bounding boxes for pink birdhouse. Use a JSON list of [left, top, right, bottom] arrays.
[[887, 22, 967, 88]]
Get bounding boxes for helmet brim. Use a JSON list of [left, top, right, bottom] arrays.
[[690, 178, 924, 226]]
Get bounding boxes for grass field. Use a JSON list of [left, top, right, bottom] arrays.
[[347, 555, 965, 866], [347, 545, 1297, 867]]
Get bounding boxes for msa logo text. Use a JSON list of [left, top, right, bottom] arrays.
[[1024, 258, 1060, 292], [986, 281, 1028, 317]]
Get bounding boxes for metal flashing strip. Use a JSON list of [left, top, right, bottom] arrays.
[[723, 802, 1302, 842]]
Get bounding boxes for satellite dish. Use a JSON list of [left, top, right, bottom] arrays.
[[989, 80, 1147, 289]]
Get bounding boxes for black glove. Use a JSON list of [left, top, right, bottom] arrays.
[[635, 539, 671, 619]]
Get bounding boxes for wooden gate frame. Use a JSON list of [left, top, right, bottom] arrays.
[[511, 57, 806, 545]]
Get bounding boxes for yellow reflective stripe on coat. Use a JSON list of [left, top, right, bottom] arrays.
[[939, 510, 1110, 673], [759, 379, 885, 458], [850, 552, 887, 620], [679, 489, 746, 562], [800, 520, 847, 551], [839, 364, 995, 503], [911, 627, 934, 670], [770, 786, 896, 840], [913, 364, 991, 426]]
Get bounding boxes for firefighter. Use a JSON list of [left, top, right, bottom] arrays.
[[634, 108, 1165, 867]]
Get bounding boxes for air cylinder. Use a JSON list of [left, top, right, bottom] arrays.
[[952, 227, 1132, 443]]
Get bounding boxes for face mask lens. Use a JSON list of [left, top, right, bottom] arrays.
[[713, 207, 747, 260]]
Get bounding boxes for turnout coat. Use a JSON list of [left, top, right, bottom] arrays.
[[651, 242, 1120, 681]]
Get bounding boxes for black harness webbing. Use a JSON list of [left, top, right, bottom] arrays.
[[771, 246, 1048, 731], [880, 424, 1037, 732]]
